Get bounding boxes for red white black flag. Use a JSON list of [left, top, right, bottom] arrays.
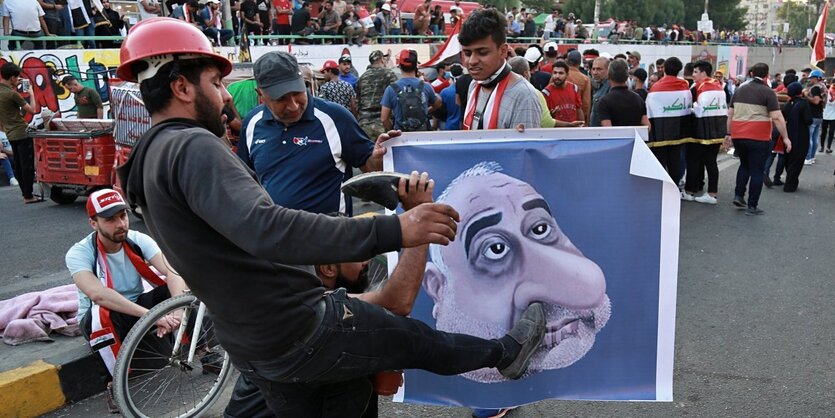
[[421, 19, 462, 68], [810, 1, 829, 69]]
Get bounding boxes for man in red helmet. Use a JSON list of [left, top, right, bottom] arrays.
[[117, 17, 545, 417]]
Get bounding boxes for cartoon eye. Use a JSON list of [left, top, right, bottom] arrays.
[[531, 223, 550, 240], [483, 241, 509, 260]]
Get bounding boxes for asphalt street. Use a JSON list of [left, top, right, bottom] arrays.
[[4, 150, 835, 418]]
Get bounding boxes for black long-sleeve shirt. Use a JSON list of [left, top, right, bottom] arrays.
[[120, 119, 402, 360]]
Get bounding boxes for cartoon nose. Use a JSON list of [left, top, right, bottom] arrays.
[[513, 246, 606, 312]]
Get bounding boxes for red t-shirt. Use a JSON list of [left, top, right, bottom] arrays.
[[543, 81, 582, 122], [273, 0, 291, 25]]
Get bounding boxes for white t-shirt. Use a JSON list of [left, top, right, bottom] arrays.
[[137, 0, 160, 21], [544, 14, 556, 32], [0, 0, 46, 32], [65, 230, 161, 320]]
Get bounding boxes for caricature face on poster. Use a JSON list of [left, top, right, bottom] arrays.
[[383, 128, 679, 409]]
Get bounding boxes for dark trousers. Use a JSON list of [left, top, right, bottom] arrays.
[[765, 152, 786, 180], [684, 143, 720, 194], [783, 139, 810, 192], [11, 30, 45, 50], [233, 289, 504, 417], [651, 144, 682, 182], [821, 119, 835, 150], [273, 23, 291, 44], [10, 138, 35, 199], [733, 139, 771, 208], [44, 19, 62, 48], [80, 286, 172, 378]]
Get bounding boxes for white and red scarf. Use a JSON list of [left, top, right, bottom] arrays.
[[462, 64, 513, 130], [89, 236, 165, 375]]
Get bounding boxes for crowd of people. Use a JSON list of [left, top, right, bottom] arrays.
[[0, 0, 819, 50], [2, 5, 835, 418]]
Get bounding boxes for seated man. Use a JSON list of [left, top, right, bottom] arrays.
[[65, 189, 187, 412], [224, 172, 434, 418]]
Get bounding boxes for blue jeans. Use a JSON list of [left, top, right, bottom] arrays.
[[232, 289, 505, 416], [203, 28, 234, 46], [807, 118, 822, 159], [733, 139, 771, 208], [74, 24, 96, 48], [1, 157, 13, 181]]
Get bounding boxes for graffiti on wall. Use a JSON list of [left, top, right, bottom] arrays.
[[0, 50, 120, 121]]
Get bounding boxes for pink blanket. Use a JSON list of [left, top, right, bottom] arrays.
[[0, 284, 80, 345]]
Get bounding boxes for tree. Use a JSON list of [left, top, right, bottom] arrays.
[[562, 0, 744, 29], [682, 0, 745, 32], [522, 0, 557, 14], [776, 0, 816, 40], [493, 0, 522, 13]]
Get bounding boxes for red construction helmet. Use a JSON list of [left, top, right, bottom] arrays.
[[116, 17, 232, 83], [320, 60, 338, 72]]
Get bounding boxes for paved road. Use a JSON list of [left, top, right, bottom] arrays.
[[8, 151, 835, 417]]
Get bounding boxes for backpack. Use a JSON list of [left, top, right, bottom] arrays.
[[391, 81, 429, 132]]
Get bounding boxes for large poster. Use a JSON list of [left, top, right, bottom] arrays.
[[383, 128, 678, 408], [717, 45, 748, 78]]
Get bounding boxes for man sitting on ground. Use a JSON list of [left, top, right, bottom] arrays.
[[66, 189, 187, 412]]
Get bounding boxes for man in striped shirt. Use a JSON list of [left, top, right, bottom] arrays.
[[724, 63, 791, 216]]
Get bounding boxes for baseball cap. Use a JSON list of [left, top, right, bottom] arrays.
[[381, 3, 390, 11], [253, 52, 306, 100], [810, 69, 824, 79], [320, 60, 338, 72], [566, 50, 582, 65], [543, 42, 558, 53], [398, 49, 418, 66], [631, 68, 648, 83], [627, 51, 641, 60], [205, 0, 219, 4], [369, 50, 386, 63], [524, 47, 542, 64], [87, 189, 128, 218], [338, 54, 352, 64]]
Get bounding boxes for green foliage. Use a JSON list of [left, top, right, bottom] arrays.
[[493, 0, 522, 12], [521, 0, 557, 14], [561, 0, 744, 29], [776, 0, 817, 40]]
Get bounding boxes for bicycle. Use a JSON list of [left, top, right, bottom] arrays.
[[111, 292, 234, 418]]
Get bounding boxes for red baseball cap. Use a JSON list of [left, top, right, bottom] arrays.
[[320, 60, 338, 72], [398, 49, 418, 66], [86, 188, 128, 218]]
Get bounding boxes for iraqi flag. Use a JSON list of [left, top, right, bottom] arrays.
[[421, 19, 462, 68], [646, 76, 693, 145], [810, 2, 829, 69]]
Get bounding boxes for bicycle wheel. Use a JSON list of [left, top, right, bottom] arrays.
[[112, 293, 233, 418]]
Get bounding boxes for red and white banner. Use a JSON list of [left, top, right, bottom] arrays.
[[421, 20, 462, 68], [810, 2, 829, 68]]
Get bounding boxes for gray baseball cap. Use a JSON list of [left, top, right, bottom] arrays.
[[253, 52, 306, 100]]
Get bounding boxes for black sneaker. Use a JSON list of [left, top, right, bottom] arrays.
[[732, 195, 747, 208], [763, 176, 773, 188], [498, 303, 545, 380], [772, 178, 784, 186], [744, 207, 764, 216]]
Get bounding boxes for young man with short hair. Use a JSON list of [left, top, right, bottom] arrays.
[[63, 76, 104, 119], [682, 60, 727, 205], [0, 63, 40, 203], [459, 9, 541, 131], [646, 57, 692, 180], [542, 60, 584, 125], [380, 49, 440, 132]]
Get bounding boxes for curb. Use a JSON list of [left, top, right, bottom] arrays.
[[0, 344, 106, 418]]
